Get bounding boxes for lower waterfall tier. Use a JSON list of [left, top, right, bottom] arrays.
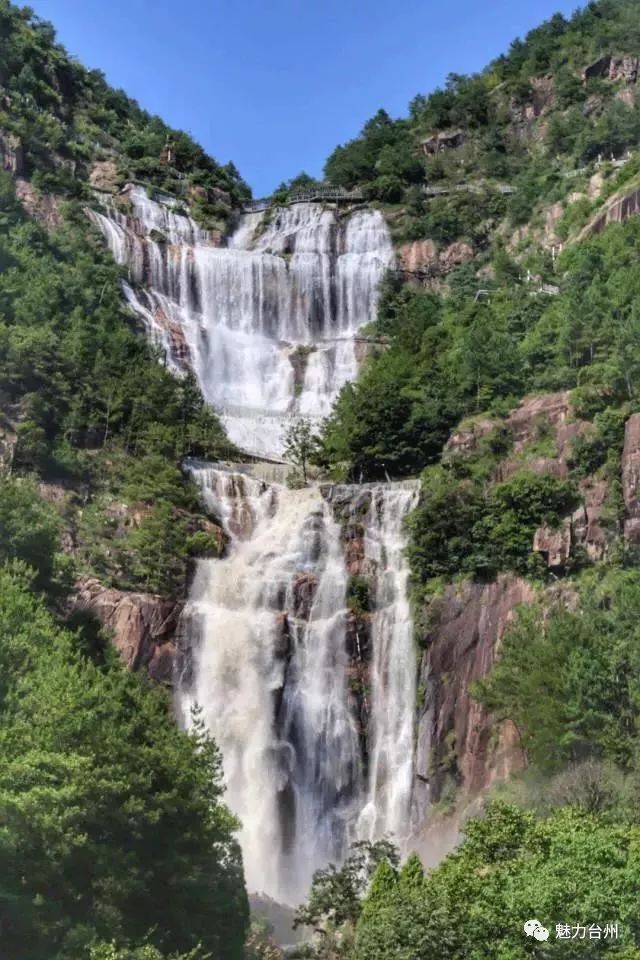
[[178, 465, 418, 904]]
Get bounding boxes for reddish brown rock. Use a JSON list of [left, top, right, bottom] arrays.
[[579, 186, 640, 240], [399, 239, 438, 272], [533, 520, 572, 570], [71, 577, 183, 681], [439, 241, 474, 271], [0, 131, 24, 175], [445, 418, 497, 460], [622, 413, 640, 539], [292, 573, 318, 619], [506, 392, 572, 451], [89, 159, 120, 194], [579, 479, 610, 559], [417, 575, 533, 807], [499, 457, 569, 481], [15, 178, 63, 229]]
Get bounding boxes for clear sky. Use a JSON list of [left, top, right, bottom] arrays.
[[27, 0, 582, 196]]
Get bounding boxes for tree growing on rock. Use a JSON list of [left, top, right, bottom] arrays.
[[283, 418, 320, 486]]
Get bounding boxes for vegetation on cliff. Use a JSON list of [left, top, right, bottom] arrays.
[[0, 3, 252, 956], [0, 0, 250, 223], [300, 0, 640, 955]]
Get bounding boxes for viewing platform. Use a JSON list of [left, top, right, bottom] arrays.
[[243, 186, 364, 213]]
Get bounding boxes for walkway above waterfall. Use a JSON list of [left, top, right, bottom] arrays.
[[242, 186, 365, 213]]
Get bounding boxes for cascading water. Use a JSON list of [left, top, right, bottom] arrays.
[[180, 464, 363, 902], [356, 484, 419, 843], [89, 186, 393, 458], [180, 468, 418, 903], [90, 184, 419, 905]]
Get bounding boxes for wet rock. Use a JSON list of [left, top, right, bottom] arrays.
[[292, 573, 318, 619]]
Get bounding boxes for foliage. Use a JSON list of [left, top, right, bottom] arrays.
[[353, 801, 640, 958], [292, 840, 399, 958], [0, 170, 235, 594], [0, 1, 249, 220], [321, 217, 640, 483], [408, 467, 577, 585], [474, 568, 640, 772], [283, 417, 320, 485], [0, 566, 249, 959], [0, 473, 62, 588]]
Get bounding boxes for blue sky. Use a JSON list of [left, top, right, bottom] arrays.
[[28, 0, 582, 196]]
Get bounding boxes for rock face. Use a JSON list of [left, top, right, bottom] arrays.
[[15, 178, 63, 229], [583, 54, 639, 84], [0, 131, 24, 175], [622, 413, 640, 541], [506, 390, 573, 450], [399, 239, 438, 272], [89, 159, 121, 194], [415, 575, 532, 817], [398, 239, 474, 276], [71, 578, 183, 683], [579, 186, 640, 242], [533, 520, 572, 570]]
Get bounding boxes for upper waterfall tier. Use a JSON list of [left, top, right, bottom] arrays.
[[89, 186, 394, 458]]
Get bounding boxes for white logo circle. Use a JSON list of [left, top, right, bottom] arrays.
[[524, 919, 549, 941]]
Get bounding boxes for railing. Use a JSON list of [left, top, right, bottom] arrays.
[[423, 182, 516, 197], [289, 186, 364, 203], [242, 199, 271, 213], [242, 186, 364, 213], [563, 150, 634, 179]]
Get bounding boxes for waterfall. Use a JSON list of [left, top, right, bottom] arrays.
[[90, 184, 418, 905], [180, 463, 363, 903], [357, 484, 419, 843], [89, 185, 393, 458]]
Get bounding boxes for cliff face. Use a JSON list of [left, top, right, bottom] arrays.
[[71, 578, 184, 684], [412, 390, 628, 817], [415, 574, 532, 816]]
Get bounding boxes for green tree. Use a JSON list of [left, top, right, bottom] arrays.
[[284, 417, 319, 485]]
